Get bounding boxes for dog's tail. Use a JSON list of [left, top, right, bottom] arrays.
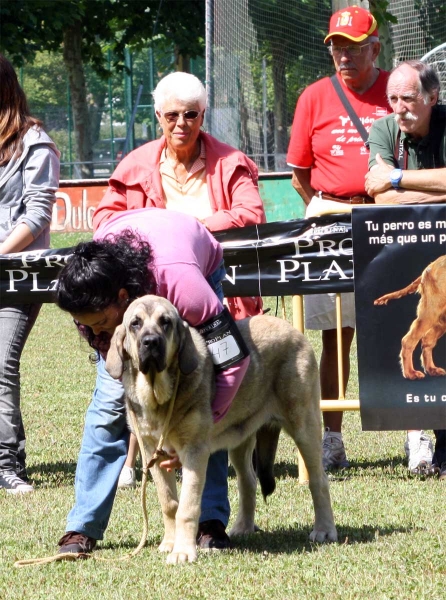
[[255, 423, 281, 501], [374, 276, 422, 306]]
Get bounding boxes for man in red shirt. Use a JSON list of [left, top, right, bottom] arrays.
[[287, 6, 390, 469]]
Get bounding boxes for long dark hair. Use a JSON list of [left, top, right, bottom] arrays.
[[0, 54, 42, 165], [57, 228, 157, 314]]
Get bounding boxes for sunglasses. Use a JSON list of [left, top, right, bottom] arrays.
[[160, 110, 203, 123], [328, 43, 371, 57]]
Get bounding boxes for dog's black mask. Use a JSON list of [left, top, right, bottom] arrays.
[[138, 333, 167, 374]]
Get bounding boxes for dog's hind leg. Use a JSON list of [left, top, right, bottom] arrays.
[[228, 434, 258, 537], [421, 322, 446, 377], [285, 408, 337, 543], [150, 463, 179, 554]]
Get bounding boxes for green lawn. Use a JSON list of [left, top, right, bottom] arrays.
[[0, 234, 444, 599]]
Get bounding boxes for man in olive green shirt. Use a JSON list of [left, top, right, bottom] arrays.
[[365, 60, 446, 481], [366, 60, 446, 204]]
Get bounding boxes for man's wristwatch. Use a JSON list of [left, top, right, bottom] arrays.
[[390, 168, 403, 189]]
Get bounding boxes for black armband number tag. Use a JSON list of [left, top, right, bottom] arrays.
[[197, 307, 250, 371]]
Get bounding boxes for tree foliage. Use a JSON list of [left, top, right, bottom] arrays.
[[0, 0, 205, 176], [1, 0, 205, 73], [247, 0, 333, 154]]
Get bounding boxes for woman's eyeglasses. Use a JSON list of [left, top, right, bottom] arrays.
[[160, 110, 203, 123], [328, 43, 371, 57]]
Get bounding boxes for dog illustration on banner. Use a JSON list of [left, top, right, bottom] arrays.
[[374, 256, 446, 380]]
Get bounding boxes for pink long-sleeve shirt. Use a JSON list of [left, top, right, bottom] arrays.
[[95, 207, 249, 422], [93, 132, 265, 232]]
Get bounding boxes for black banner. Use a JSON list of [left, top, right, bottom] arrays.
[[2, 209, 445, 433], [353, 205, 446, 431], [0, 215, 353, 305], [0, 247, 72, 305]]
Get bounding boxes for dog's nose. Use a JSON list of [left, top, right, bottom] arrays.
[[141, 334, 161, 350], [138, 333, 166, 374]]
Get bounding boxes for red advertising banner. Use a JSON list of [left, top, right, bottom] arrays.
[[52, 182, 108, 233], [52, 172, 299, 233]]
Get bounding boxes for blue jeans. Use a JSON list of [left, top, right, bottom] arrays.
[[0, 304, 41, 475], [66, 263, 230, 539]]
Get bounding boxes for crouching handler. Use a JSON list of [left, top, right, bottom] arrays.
[[55, 207, 250, 556]]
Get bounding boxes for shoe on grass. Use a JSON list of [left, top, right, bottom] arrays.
[[438, 462, 446, 481], [404, 431, 433, 475], [0, 470, 34, 494], [58, 531, 97, 554], [197, 519, 232, 550], [118, 465, 136, 489], [16, 465, 29, 482], [322, 427, 350, 470]]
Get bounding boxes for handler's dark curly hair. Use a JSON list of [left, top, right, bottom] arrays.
[[57, 228, 157, 314]]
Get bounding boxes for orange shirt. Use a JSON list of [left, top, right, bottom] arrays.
[[159, 142, 213, 220]]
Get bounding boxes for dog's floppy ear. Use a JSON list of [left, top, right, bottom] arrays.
[[106, 323, 128, 379], [177, 320, 199, 375]]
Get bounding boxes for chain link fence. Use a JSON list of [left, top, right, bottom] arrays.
[[206, 0, 446, 172], [20, 1, 445, 178]]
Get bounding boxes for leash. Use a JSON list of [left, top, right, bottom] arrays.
[[124, 368, 180, 556], [147, 369, 180, 468], [14, 369, 181, 568]]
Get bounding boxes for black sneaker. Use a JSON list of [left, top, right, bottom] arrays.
[[58, 531, 97, 555], [438, 462, 446, 481], [196, 519, 232, 550], [16, 470, 30, 483], [0, 470, 34, 494], [16, 465, 29, 482]]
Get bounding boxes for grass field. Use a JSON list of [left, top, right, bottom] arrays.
[[0, 233, 444, 599]]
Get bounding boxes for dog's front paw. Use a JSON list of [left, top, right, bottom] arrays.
[[309, 526, 338, 543], [158, 537, 175, 554], [425, 366, 446, 377], [404, 369, 425, 380], [166, 545, 197, 564]]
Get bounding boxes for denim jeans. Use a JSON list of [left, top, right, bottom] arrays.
[[0, 303, 41, 475], [66, 262, 230, 539]]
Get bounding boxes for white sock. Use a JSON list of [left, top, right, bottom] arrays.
[[407, 431, 422, 443]]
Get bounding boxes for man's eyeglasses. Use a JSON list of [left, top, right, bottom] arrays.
[[160, 110, 203, 123], [328, 43, 371, 57]]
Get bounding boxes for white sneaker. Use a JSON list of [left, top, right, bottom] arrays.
[[0, 471, 34, 494], [118, 465, 136, 489], [322, 427, 350, 470], [404, 432, 434, 475]]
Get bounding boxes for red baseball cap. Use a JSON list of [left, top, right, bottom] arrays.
[[324, 6, 379, 44]]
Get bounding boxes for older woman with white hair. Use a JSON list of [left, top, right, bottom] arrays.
[[59, 72, 266, 554], [94, 71, 265, 320]]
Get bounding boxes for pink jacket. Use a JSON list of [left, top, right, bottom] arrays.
[[94, 207, 250, 423], [93, 132, 266, 319]]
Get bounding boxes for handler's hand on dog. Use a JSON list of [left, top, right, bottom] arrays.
[[365, 154, 395, 196], [159, 452, 182, 471]]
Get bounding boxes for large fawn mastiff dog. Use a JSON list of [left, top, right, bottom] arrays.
[[106, 295, 337, 564]]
